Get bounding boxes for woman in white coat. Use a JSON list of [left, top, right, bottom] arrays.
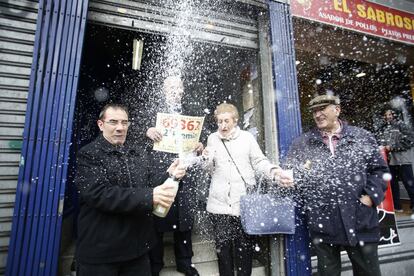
[[202, 103, 288, 276]]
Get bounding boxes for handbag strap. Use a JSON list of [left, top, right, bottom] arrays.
[[221, 139, 248, 186]]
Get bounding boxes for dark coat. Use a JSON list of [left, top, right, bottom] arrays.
[[75, 135, 167, 264], [377, 120, 414, 152], [132, 103, 205, 233], [285, 123, 389, 246], [377, 120, 414, 165], [148, 150, 198, 232]]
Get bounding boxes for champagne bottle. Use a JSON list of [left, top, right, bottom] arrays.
[[152, 177, 179, 218]]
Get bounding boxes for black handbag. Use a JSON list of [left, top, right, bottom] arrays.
[[221, 140, 296, 235]]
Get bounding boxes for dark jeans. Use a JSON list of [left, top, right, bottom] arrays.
[[149, 230, 194, 275], [77, 254, 151, 276], [313, 242, 381, 276], [389, 164, 414, 209], [210, 214, 253, 276]]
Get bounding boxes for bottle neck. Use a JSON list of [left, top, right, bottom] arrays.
[[169, 175, 179, 182]]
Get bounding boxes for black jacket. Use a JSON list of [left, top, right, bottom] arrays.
[[148, 150, 198, 232], [134, 104, 205, 232], [285, 123, 389, 246], [75, 135, 167, 264]]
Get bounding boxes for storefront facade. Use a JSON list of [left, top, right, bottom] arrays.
[[1, 0, 303, 275], [290, 0, 414, 275], [1, 0, 413, 275]]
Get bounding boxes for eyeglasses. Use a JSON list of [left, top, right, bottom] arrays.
[[103, 120, 130, 127]]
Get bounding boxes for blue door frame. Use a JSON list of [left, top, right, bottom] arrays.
[[6, 1, 89, 275], [268, 1, 312, 275]]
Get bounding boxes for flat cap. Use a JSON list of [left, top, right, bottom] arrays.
[[308, 95, 340, 110]]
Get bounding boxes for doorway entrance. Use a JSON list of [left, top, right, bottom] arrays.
[[74, 23, 261, 146], [60, 22, 269, 275]]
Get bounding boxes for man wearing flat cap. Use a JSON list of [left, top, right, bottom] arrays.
[[285, 94, 389, 276]]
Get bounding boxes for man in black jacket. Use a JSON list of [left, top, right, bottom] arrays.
[[75, 103, 187, 276], [145, 76, 202, 276], [285, 94, 389, 276]]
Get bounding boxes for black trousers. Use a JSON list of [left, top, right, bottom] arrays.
[[77, 253, 151, 276], [313, 242, 381, 276], [389, 164, 414, 209], [149, 230, 194, 275], [210, 214, 253, 276]]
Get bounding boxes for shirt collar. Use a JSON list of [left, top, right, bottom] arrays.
[[321, 120, 342, 138], [97, 134, 127, 154]]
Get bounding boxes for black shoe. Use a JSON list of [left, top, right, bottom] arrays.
[[177, 265, 200, 276]]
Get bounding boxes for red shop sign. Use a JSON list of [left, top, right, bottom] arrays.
[[290, 0, 414, 45]]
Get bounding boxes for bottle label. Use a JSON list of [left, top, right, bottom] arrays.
[[156, 205, 166, 213]]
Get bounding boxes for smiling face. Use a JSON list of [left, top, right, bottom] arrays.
[[216, 112, 238, 138], [312, 104, 341, 132], [97, 107, 129, 145]]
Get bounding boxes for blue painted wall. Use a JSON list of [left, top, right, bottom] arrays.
[[268, 1, 312, 275]]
